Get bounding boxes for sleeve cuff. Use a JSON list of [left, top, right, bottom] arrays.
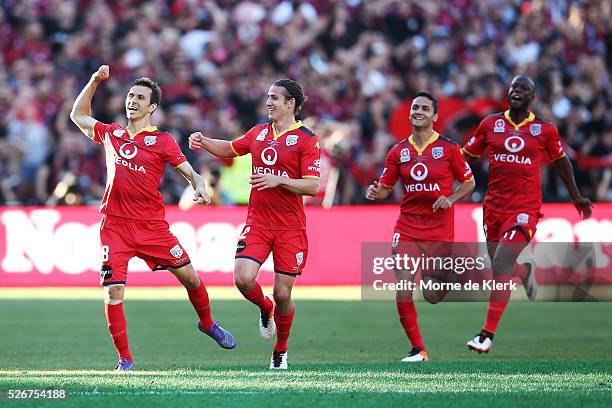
[[229, 141, 240, 156], [551, 153, 566, 161], [462, 148, 480, 158]]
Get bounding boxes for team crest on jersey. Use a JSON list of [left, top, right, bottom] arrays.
[[113, 129, 126, 138], [432, 147, 444, 159], [529, 124, 541, 136], [516, 213, 529, 225], [400, 148, 411, 163], [494, 119, 505, 133], [144, 136, 157, 146], [295, 252, 304, 266], [256, 128, 268, 141], [170, 244, 184, 259], [286, 135, 299, 146]]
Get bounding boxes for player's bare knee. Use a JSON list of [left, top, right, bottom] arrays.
[[423, 289, 445, 304], [233, 273, 254, 293], [183, 274, 200, 289], [104, 284, 125, 305], [491, 254, 514, 276], [273, 288, 291, 305]]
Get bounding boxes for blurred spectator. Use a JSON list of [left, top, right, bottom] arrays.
[[0, 0, 609, 206]]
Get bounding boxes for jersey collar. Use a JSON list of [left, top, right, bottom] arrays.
[[408, 131, 439, 156], [272, 121, 302, 140], [127, 125, 157, 139], [504, 110, 535, 130]]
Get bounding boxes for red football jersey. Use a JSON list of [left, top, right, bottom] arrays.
[[380, 132, 473, 241], [462, 111, 565, 214], [93, 122, 187, 220], [231, 121, 320, 230]]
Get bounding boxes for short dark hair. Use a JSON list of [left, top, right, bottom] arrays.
[[130, 77, 162, 108], [414, 91, 438, 114], [273, 79, 307, 119]]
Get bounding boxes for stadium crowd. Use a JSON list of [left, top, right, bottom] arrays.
[[0, 0, 609, 206]]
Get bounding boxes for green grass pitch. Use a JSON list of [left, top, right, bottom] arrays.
[[1, 291, 611, 407]]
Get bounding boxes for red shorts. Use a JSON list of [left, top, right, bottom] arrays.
[[392, 234, 453, 281], [393, 213, 454, 243], [99, 215, 191, 286], [235, 225, 308, 276], [483, 207, 539, 243]]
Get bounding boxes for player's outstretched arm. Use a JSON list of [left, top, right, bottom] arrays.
[[366, 181, 392, 201], [553, 156, 593, 219], [70, 65, 109, 139], [249, 175, 319, 196], [188, 132, 236, 158], [176, 162, 211, 205]]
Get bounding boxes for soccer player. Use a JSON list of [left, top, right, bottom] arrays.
[[462, 75, 593, 353], [366, 92, 475, 362], [70, 65, 235, 371], [188, 79, 320, 369]]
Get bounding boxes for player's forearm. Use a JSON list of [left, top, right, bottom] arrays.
[[554, 156, 582, 200], [177, 163, 206, 191], [279, 177, 320, 196], [377, 185, 393, 200], [449, 179, 475, 205], [70, 78, 100, 136], [201, 137, 236, 158], [70, 77, 99, 120]]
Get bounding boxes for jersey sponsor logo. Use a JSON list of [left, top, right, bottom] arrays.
[[114, 157, 146, 173], [517, 213, 529, 224], [410, 163, 428, 181], [494, 119, 505, 133], [170, 244, 184, 258], [253, 166, 288, 177], [144, 135, 157, 146], [400, 148, 411, 163], [261, 146, 278, 165], [492, 153, 532, 165], [113, 129, 126, 138], [432, 147, 443, 159], [530, 124, 541, 136], [119, 143, 138, 159], [308, 159, 321, 172], [286, 135, 299, 146], [404, 183, 440, 192], [296, 252, 304, 266], [256, 128, 268, 141], [504, 136, 525, 153]]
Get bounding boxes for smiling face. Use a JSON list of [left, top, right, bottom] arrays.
[[508, 76, 535, 110], [266, 85, 295, 122], [125, 85, 157, 121], [410, 96, 438, 129]]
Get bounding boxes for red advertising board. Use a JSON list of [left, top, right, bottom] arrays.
[[0, 204, 610, 286]]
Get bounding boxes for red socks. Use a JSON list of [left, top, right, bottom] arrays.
[[483, 275, 513, 333], [396, 301, 425, 350], [105, 303, 133, 361], [243, 283, 273, 316], [273, 308, 295, 352], [186, 280, 214, 331]]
